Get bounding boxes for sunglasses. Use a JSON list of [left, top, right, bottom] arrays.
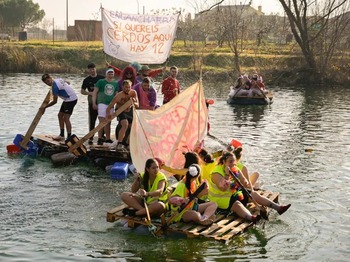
[[125, 72, 132, 75]]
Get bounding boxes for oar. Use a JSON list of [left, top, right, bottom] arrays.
[[207, 134, 242, 150], [156, 182, 207, 235], [66, 99, 132, 156], [207, 133, 228, 147], [143, 196, 157, 236], [18, 90, 52, 150], [232, 85, 243, 98], [137, 175, 157, 236], [228, 168, 268, 220]]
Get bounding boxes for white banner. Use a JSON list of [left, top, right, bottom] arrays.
[[101, 9, 178, 64], [129, 81, 208, 173]]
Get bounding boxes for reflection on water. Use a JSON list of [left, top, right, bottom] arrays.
[[1, 74, 350, 261]]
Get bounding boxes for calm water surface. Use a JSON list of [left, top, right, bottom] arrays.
[[0, 74, 349, 261]]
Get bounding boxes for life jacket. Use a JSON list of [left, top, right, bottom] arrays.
[[208, 164, 243, 209], [140, 171, 168, 204], [170, 178, 198, 222]]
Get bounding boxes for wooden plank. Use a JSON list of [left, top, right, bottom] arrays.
[[106, 189, 280, 242], [19, 90, 52, 149], [34, 134, 67, 147], [68, 100, 133, 154]]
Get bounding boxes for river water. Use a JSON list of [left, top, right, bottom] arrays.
[[0, 74, 349, 261]]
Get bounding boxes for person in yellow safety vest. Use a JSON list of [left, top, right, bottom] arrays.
[[121, 158, 168, 217], [169, 164, 217, 226], [197, 148, 217, 182], [208, 151, 291, 222], [232, 146, 262, 191]]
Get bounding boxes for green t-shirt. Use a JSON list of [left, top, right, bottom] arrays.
[[95, 79, 119, 105]]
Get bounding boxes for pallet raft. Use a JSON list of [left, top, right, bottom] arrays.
[[32, 134, 131, 163], [106, 189, 280, 243]]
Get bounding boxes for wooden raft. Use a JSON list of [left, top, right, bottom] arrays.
[[32, 134, 130, 161], [106, 189, 280, 243]]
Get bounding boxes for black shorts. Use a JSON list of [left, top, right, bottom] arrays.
[[227, 190, 249, 210], [59, 99, 77, 115], [117, 108, 133, 123]]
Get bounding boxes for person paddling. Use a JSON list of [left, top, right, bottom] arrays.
[[208, 151, 291, 222], [41, 73, 78, 141]]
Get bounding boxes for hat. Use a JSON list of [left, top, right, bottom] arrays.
[[139, 65, 150, 71], [188, 164, 201, 177], [130, 62, 141, 72], [106, 68, 114, 74]]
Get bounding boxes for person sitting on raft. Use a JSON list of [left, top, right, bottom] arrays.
[[208, 151, 291, 222], [121, 158, 168, 217], [197, 148, 217, 182], [169, 164, 217, 226], [232, 146, 262, 191], [158, 151, 201, 181]]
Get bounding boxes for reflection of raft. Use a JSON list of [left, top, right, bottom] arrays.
[[227, 93, 273, 105], [106, 188, 280, 243]]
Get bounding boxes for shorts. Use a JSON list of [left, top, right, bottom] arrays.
[[227, 190, 249, 210], [117, 108, 133, 123], [98, 103, 114, 118], [59, 99, 77, 115]]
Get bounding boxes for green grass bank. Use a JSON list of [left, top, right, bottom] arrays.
[[1, 40, 349, 86]]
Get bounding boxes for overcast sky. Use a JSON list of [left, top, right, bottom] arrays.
[[32, 0, 284, 29]]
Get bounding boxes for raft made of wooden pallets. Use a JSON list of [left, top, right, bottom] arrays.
[[32, 134, 131, 165], [106, 189, 280, 243]]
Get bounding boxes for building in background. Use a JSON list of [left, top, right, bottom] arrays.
[[67, 20, 102, 41]]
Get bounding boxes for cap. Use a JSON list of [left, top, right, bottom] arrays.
[[139, 65, 150, 71], [130, 62, 141, 72], [106, 68, 114, 74]]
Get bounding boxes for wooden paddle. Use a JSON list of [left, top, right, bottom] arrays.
[[207, 133, 228, 147], [228, 169, 268, 220], [137, 174, 157, 235], [19, 90, 52, 150], [67, 99, 132, 156]]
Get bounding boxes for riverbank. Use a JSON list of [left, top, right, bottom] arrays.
[[1, 40, 349, 86]]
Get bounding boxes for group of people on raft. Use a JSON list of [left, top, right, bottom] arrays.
[[40, 61, 181, 150], [121, 142, 291, 226], [228, 73, 268, 98]]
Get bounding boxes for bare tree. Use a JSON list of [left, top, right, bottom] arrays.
[[278, 0, 350, 81]]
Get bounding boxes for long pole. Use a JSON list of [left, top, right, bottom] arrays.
[[66, 0, 68, 40], [136, 0, 140, 14]]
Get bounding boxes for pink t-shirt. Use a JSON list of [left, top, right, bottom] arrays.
[[138, 86, 152, 110]]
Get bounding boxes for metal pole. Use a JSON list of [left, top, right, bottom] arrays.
[[53, 18, 55, 44]]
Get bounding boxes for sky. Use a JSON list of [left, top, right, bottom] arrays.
[[32, 0, 284, 29]]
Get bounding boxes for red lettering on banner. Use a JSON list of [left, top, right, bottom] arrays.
[[130, 44, 147, 52], [153, 34, 172, 41], [148, 105, 187, 133]]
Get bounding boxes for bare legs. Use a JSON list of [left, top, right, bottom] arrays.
[[181, 202, 217, 224], [57, 112, 72, 137], [121, 192, 166, 218], [97, 116, 111, 140], [118, 119, 129, 144]]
